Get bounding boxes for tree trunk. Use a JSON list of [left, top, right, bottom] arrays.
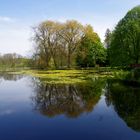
[[68, 46, 71, 68], [68, 53, 71, 68]]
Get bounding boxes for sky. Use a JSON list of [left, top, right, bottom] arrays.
[[0, 0, 140, 56]]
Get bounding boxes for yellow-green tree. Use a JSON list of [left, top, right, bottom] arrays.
[[76, 25, 106, 67]]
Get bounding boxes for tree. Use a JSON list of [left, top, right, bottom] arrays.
[[33, 21, 52, 68], [59, 20, 84, 68], [32, 20, 106, 69], [33, 21, 63, 69], [33, 20, 84, 69], [104, 29, 112, 65], [109, 6, 140, 67], [104, 28, 112, 49], [76, 25, 106, 67]]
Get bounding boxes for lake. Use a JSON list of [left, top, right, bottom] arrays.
[[0, 73, 140, 140]]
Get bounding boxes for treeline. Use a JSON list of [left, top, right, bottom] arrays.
[[32, 20, 106, 69], [31, 5, 140, 69], [0, 53, 30, 68], [1, 6, 139, 70]]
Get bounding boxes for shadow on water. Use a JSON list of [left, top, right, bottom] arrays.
[[31, 78, 106, 118], [105, 79, 140, 132]]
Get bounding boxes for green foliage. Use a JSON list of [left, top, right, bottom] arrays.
[[76, 25, 106, 67], [109, 6, 140, 66]]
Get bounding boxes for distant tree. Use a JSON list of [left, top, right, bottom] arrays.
[[104, 29, 112, 66], [109, 6, 140, 66], [76, 25, 106, 67], [104, 29, 112, 49], [0, 53, 30, 68]]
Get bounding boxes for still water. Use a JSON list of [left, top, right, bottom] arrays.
[[0, 73, 140, 140]]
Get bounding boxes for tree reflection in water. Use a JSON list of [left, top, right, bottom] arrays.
[[31, 78, 106, 118], [31, 77, 140, 132], [0, 72, 24, 81], [105, 79, 140, 132]]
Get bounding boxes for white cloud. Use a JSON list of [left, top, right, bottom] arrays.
[[0, 16, 15, 23]]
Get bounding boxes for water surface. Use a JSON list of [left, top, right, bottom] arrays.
[[0, 73, 140, 140]]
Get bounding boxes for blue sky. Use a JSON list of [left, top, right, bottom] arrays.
[[0, 0, 140, 55]]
